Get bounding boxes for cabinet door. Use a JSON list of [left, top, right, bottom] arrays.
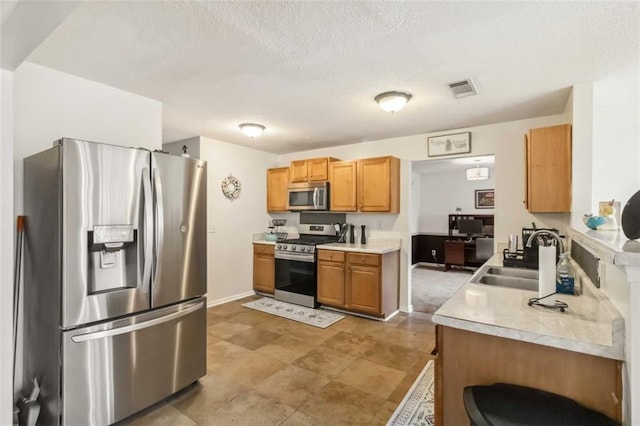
[[347, 264, 381, 315], [290, 160, 308, 183], [308, 158, 329, 181], [267, 167, 290, 212], [329, 161, 357, 211], [317, 260, 346, 307], [357, 156, 400, 213], [527, 124, 571, 212], [253, 253, 275, 293]]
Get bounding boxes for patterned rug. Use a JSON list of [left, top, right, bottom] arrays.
[[242, 298, 344, 328], [387, 360, 435, 426]]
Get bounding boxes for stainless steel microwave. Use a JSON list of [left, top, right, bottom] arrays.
[[287, 182, 329, 211]]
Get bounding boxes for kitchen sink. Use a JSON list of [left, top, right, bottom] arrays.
[[471, 265, 539, 291], [485, 267, 538, 280]]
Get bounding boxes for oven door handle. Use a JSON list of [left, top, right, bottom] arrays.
[[275, 252, 316, 263]]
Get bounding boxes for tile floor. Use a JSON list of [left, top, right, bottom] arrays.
[[121, 295, 436, 425]]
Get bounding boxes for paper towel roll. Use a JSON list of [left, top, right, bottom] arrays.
[[538, 246, 556, 298]]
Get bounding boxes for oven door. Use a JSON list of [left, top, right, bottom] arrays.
[[274, 254, 317, 307]]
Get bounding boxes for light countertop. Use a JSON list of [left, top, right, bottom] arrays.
[[317, 239, 401, 254], [432, 254, 624, 360]]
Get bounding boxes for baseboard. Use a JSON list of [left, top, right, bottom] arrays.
[[207, 291, 256, 308], [400, 304, 413, 313]]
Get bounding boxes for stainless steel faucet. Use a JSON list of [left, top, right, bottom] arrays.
[[525, 229, 564, 253]]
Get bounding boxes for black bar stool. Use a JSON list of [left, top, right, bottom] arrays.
[[463, 383, 620, 426]]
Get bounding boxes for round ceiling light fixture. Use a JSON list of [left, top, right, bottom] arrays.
[[375, 91, 412, 113], [239, 123, 266, 138]]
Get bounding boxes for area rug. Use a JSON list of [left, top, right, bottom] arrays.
[[242, 298, 344, 329], [387, 360, 434, 426]]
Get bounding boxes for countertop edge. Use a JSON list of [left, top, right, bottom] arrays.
[[432, 313, 624, 360], [568, 226, 640, 267], [316, 239, 401, 254]]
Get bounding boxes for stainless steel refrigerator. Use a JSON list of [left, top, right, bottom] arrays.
[[22, 138, 207, 425]]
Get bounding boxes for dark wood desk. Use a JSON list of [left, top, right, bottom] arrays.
[[444, 237, 492, 271]]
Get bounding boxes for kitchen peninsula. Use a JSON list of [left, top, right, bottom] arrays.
[[432, 252, 624, 425]]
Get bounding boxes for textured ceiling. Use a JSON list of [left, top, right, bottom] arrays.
[[27, 1, 639, 154]]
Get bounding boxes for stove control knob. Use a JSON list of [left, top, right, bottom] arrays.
[[306, 247, 312, 252], [276, 244, 281, 249], [292, 246, 297, 251]]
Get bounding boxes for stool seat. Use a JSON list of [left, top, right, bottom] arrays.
[[463, 383, 619, 426]]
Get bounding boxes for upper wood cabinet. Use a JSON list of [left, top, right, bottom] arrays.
[[290, 157, 339, 183], [329, 161, 357, 212], [525, 124, 572, 212], [357, 156, 400, 213], [266, 167, 290, 212]]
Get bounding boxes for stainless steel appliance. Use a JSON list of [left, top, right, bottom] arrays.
[[287, 182, 329, 211], [22, 138, 207, 425], [274, 224, 338, 308]]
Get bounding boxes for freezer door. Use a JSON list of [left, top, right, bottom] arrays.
[[151, 152, 207, 308], [62, 298, 206, 425], [62, 139, 152, 328]]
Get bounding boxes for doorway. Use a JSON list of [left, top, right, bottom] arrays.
[[409, 155, 495, 314]]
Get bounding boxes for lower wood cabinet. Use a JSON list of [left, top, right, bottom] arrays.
[[435, 325, 622, 425], [317, 249, 398, 318], [253, 243, 275, 294]]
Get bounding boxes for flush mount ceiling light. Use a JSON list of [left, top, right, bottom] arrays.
[[375, 91, 412, 113], [239, 123, 265, 138], [466, 161, 490, 181]]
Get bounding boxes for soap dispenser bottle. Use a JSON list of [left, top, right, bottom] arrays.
[[360, 225, 367, 245]]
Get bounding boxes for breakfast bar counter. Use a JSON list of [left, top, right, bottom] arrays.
[[433, 254, 624, 360]]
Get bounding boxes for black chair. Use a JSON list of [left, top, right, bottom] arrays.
[[463, 383, 620, 426]]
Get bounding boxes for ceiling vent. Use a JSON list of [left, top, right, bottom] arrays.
[[447, 79, 478, 98]]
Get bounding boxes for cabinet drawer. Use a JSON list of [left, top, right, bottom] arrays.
[[347, 252, 380, 266], [253, 244, 275, 255], [317, 250, 345, 262]]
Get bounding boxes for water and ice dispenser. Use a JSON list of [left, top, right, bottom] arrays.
[[88, 225, 137, 294]]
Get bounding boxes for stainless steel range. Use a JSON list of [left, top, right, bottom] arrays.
[[274, 224, 339, 308]]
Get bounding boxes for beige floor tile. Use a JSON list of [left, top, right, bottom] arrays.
[[207, 320, 252, 339], [206, 301, 249, 318], [298, 381, 385, 424], [361, 341, 428, 372], [226, 308, 276, 326], [166, 374, 247, 424], [255, 364, 330, 408], [256, 334, 317, 363], [226, 327, 282, 350], [334, 359, 406, 400], [370, 400, 399, 425], [119, 401, 195, 426], [216, 351, 287, 388], [293, 347, 357, 379], [201, 390, 295, 426], [322, 331, 377, 357], [280, 410, 331, 426], [206, 340, 252, 373], [384, 327, 435, 351]]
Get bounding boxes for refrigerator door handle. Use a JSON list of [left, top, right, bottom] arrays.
[[141, 167, 153, 293], [152, 167, 164, 284], [71, 300, 204, 343]]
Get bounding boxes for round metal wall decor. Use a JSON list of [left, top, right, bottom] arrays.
[[221, 174, 241, 200]]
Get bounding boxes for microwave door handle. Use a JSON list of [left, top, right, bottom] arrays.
[[313, 188, 319, 209]]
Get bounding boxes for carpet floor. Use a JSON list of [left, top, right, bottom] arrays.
[[411, 265, 472, 314]]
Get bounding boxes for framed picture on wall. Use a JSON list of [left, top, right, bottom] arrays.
[[475, 189, 494, 209], [427, 132, 471, 157]]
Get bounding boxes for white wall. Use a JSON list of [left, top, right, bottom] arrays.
[[198, 136, 279, 305], [409, 171, 421, 234], [1, 69, 15, 426], [570, 83, 594, 224], [591, 65, 640, 213], [14, 62, 162, 214], [417, 170, 495, 234]]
